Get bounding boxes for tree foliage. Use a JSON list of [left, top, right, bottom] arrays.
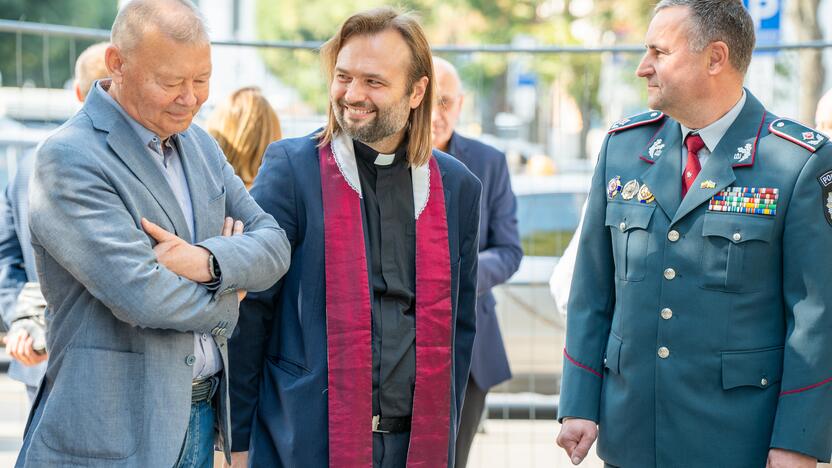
[[0, 1, 117, 88]]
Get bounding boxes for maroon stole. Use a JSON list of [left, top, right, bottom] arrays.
[[320, 141, 453, 467]]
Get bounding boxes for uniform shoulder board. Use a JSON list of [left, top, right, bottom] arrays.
[[608, 110, 666, 134], [769, 118, 828, 153]]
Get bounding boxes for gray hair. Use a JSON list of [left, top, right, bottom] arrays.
[[655, 0, 755, 74], [111, 0, 209, 53]]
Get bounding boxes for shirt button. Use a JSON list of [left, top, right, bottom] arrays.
[[657, 347, 670, 359], [732, 232, 742, 242], [185, 355, 196, 366], [760, 378, 768, 387], [667, 230, 680, 242], [661, 308, 673, 320], [663, 268, 676, 280], [619, 222, 627, 232], [202, 333, 208, 340]]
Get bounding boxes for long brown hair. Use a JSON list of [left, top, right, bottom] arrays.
[[206, 87, 282, 189], [317, 7, 435, 167]]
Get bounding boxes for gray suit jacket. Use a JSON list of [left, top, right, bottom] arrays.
[[16, 83, 290, 467]]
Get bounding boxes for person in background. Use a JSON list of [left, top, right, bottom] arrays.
[[0, 41, 109, 405], [815, 88, 832, 135], [548, 201, 585, 316], [557, 1, 832, 466], [206, 86, 282, 189], [15, 1, 290, 466], [431, 56, 522, 468]]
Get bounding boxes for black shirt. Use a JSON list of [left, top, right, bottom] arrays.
[[354, 140, 416, 418]]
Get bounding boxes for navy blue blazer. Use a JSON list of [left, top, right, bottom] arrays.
[[447, 133, 522, 390], [0, 151, 47, 388], [229, 133, 482, 466]]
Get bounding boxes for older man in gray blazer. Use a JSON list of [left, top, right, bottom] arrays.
[[15, 1, 290, 467]]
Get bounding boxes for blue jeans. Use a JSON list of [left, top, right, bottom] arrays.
[[175, 400, 216, 468]]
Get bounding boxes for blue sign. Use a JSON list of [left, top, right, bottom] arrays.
[[743, 0, 781, 45]]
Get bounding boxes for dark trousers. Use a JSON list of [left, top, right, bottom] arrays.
[[454, 376, 488, 468], [372, 430, 410, 468]]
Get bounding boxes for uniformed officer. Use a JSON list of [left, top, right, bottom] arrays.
[[556, 1, 832, 467]]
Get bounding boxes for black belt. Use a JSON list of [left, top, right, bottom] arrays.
[[192, 376, 216, 403], [372, 415, 411, 434]]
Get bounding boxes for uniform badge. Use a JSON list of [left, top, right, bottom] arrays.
[[708, 186, 779, 216], [700, 180, 717, 189], [647, 139, 665, 159], [819, 170, 832, 226], [637, 184, 655, 204], [733, 143, 753, 164], [610, 118, 630, 130], [607, 176, 622, 199], [621, 180, 640, 200]]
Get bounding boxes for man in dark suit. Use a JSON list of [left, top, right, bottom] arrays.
[[228, 8, 481, 468], [432, 56, 523, 467]]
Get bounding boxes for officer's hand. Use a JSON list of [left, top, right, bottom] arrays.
[[766, 448, 816, 468], [556, 418, 597, 465], [3, 329, 48, 366], [225, 450, 247, 468]]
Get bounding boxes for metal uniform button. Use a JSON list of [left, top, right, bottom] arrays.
[[619, 222, 627, 232], [658, 347, 670, 359], [667, 230, 680, 242], [761, 378, 768, 387], [661, 308, 673, 320], [185, 354, 196, 366], [663, 268, 676, 280], [732, 232, 742, 242]]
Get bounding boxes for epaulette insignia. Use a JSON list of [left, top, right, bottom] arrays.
[[769, 119, 828, 153], [608, 110, 665, 134]]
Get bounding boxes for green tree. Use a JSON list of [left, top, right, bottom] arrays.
[[0, 0, 117, 88]]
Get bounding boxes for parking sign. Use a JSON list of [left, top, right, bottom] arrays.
[[743, 0, 781, 45]]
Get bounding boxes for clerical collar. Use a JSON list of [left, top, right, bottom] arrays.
[[353, 140, 408, 167]]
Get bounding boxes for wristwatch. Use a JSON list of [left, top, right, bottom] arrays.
[[207, 253, 221, 281]]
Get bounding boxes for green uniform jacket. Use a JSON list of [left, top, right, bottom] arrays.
[[559, 90, 832, 467]]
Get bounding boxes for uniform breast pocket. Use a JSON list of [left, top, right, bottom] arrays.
[[700, 214, 775, 292], [605, 202, 656, 282]]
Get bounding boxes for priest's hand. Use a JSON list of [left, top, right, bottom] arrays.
[[766, 448, 816, 468], [556, 418, 597, 465]]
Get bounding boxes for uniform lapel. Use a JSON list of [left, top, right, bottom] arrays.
[[639, 120, 683, 220], [671, 93, 766, 225], [671, 148, 736, 225]]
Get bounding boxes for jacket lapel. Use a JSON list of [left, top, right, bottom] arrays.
[[177, 134, 210, 242], [670, 92, 766, 224], [639, 120, 683, 220], [85, 86, 192, 240]]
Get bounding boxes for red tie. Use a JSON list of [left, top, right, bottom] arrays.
[[683, 133, 705, 197]]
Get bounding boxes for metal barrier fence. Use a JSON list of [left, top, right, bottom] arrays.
[[2, 18, 832, 467]]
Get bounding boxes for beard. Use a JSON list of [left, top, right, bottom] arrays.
[[333, 93, 411, 145]]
